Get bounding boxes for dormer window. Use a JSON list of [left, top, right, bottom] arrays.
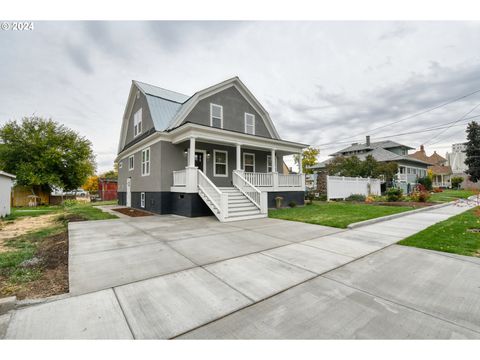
[[245, 113, 255, 135], [134, 108, 142, 137], [210, 103, 223, 129]]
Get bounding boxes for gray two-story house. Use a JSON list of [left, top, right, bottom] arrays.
[[116, 77, 307, 222]]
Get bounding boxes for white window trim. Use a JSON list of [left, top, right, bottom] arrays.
[[141, 147, 150, 176], [243, 152, 255, 173], [140, 192, 145, 208], [213, 150, 228, 177], [187, 149, 207, 173], [128, 155, 134, 171], [119, 161, 123, 169], [244, 113, 255, 135], [267, 155, 272, 173], [210, 103, 223, 129], [134, 108, 143, 138]]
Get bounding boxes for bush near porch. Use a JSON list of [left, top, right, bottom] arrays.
[[269, 201, 415, 229]]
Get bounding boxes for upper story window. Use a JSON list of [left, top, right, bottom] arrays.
[[210, 103, 223, 129], [128, 155, 134, 171], [141, 147, 150, 176], [134, 108, 143, 137], [245, 113, 255, 135]]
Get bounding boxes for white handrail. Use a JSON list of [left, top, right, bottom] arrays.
[[197, 170, 227, 217], [244, 172, 273, 187], [232, 170, 267, 214]]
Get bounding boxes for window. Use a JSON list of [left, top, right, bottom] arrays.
[[267, 155, 272, 172], [141, 148, 150, 176], [134, 108, 143, 137], [243, 153, 255, 172], [128, 155, 134, 171], [214, 150, 228, 177], [210, 103, 223, 129], [140, 192, 145, 208], [245, 113, 255, 135]]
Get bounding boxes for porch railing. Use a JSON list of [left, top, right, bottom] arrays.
[[278, 173, 304, 187], [173, 170, 187, 186], [244, 172, 273, 187], [233, 170, 267, 214], [198, 169, 228, 219]]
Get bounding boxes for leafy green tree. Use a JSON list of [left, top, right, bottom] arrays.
[[294, 147, 320, 174], [326, 155, 398, 181], [465, 121, 480, 182], [451, 176, 464, 189], [0, 117, 96, 193]]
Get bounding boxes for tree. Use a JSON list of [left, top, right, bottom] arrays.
[[294, 146, 320, 174], [451, 176, 464, 189], [326, 155, 398, 181], [294, 147, 320, 174], [100, 169, 117, 179], [83, 175, 99, 193], [465, 121, 480, 182], [0, 117, 96, 192]]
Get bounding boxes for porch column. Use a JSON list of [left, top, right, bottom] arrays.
[[188, 137, 196, 168], [271, 149, 276, 172], [236, 144, 242, 171], [298, 152, 303, 174]]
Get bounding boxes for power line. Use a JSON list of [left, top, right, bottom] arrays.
[[318, 87, 480, 144], [314, 114, 480, 148], [423, 102, 480, 146]]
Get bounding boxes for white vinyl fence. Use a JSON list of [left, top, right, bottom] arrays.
[[327, 176, 381, 200]]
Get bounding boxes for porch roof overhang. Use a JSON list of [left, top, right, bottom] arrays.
[[168, 122, 308, 153], [116, 122, 308, 162]]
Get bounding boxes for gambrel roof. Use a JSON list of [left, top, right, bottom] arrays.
[[118, 77, 281, 153]]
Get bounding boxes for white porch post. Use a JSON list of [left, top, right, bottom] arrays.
[[236, 144, 242, 171], [188, 137, 196, 168], [271, 149, 278, 190], [185, 137, 198, 192], [298, 152, 303, 174]]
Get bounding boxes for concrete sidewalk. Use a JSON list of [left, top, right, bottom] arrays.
[[3, 202, 479, 339]]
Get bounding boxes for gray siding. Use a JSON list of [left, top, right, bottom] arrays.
[[182, 86, 273, 138], [118, 141, 162, 193], [124, 88, 156, 148]]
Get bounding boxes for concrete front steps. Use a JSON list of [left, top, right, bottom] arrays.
[[218, 187, 266, 222]]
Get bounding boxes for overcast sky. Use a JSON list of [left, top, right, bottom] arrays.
[[1, 21, 480, 172]]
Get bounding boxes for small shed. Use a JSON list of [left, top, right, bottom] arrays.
[[98, 178, 118, 201], [0, 171, 16, 217]]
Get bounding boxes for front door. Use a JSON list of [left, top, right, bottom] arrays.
[[126, 177, 131, 207], [195, 151, 205, 173]]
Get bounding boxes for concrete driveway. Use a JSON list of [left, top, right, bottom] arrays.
[[3, 203, 480, 339]]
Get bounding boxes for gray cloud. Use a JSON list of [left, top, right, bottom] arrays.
[[65, 41, 94, 74], [379, 22, 417, 40]]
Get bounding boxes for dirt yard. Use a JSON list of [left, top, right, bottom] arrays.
[[113, 207, 153, 217]]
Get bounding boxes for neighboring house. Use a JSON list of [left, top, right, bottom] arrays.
[[410, 145, 452, 188], [0, 171, 15, 217], [445, 142, 480, 189], [98, 178, 118, 201], [310, 136, 430, 186], [116, 77, 307, 222]]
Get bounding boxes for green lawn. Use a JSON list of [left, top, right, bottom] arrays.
[[269, 201, 415, 228], [4, 206, 62, 220], [399, 207, 480, 257], [429, 189, 476, 203]]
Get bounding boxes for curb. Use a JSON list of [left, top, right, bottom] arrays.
[[347, 201, 453, 229], [0, 296, 16, 315]]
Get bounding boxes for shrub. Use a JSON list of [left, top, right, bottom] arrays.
[[417, 176, 433, 191], [345, 194, 366, 202], [365, 195, 375, 203], [451, 176, 464, 189], [288, 201, 297, 208], [306, 201, 313, 206], [305, 191, 315, 201], [63, 199, 79, 207], [386, 187, 403, 202], [410, 190, 431, 202], [433, 187, 443, 193], [317, 194, 327, 201]]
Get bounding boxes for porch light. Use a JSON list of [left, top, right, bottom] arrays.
[[184, 148, 188, 157], [206, 151, 211, 159]]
